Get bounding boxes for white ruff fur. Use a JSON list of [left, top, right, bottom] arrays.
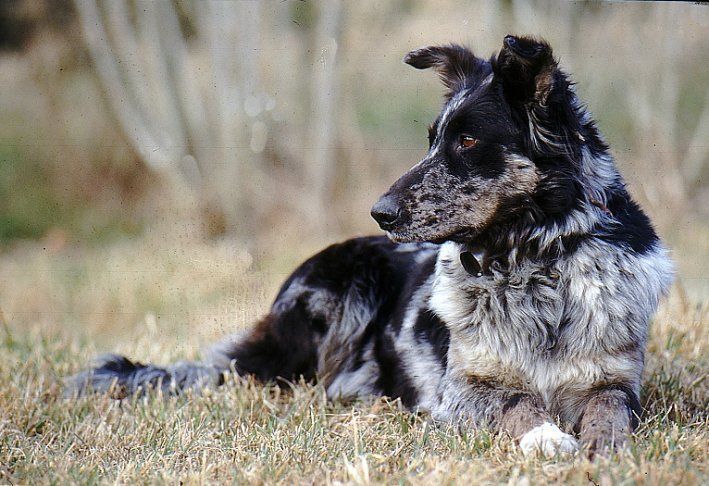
[[430, 237, 673, 423]]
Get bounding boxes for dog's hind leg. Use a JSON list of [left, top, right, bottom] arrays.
[[65, 236, 409, 398], [434, 375, 579, 457], [65, 252, 335, 398], [64, 244, 347, 398]]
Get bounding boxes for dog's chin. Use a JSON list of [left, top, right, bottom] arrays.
[[384, 231, 417, 244], [385, 226, 479, 245]]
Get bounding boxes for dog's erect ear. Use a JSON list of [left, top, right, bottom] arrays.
[[495, 35, 582, 158], [495, 35, 557, 105], [404, 44, 488, 94]]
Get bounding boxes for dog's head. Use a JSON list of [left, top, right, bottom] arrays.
[[372, 36, 584, 244]]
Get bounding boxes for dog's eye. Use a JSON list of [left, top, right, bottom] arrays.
[[460, 135, 478, 149]]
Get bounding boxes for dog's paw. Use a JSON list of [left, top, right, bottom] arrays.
[[519, 422, 579, 458], [581, 431, 630, 459]]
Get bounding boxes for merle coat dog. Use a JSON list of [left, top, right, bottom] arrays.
[[68, 36, 674, 457]]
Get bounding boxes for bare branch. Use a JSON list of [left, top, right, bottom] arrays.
[[74, 0, 176, 173], [309, 0, 344, 222]]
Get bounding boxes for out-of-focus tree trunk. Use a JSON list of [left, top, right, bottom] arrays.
[[308, 0, 343, 231], [74, 0, 345, 240], [74, 0, 272, 238]]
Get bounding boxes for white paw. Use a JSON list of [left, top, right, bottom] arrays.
[[519, 422, 579, 458]]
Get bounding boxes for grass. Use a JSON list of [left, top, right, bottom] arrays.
[[0, 231, 707, 485]]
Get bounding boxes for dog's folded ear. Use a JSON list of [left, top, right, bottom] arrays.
[[404, 44, 489, 95], [495, 35, 557, 105]]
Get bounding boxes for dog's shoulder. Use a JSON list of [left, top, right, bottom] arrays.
[[558, 231, 674, 348]]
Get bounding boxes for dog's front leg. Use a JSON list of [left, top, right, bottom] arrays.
[[577, 386, 639, 456], [434, 375, 578, 457]]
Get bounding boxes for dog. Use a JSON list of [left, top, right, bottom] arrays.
[[67, 35, 674, 457]]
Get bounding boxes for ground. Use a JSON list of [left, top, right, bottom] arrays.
[[0, 232, 706, 485]]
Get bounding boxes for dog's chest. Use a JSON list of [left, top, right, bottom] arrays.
[[429, 243, 572, 390]]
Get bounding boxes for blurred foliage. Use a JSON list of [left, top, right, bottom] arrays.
[[0, 0, 35, 51], [0, 143, 52, 241], [0, 0, 706, 262], [0, 140, 144, 245]]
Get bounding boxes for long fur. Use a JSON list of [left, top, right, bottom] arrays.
[[67, 36, 673, 456]]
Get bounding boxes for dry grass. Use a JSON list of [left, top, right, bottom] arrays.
[[0, 230, 706, 485], [1, 1, 706, 483]]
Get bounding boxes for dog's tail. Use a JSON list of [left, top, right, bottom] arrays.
[[63, 326, 260, 398], [64, 353, 227, 398], [64, 300, 321, 398]]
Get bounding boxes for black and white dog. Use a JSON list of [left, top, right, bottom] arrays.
[[68, 36, 674, 457]]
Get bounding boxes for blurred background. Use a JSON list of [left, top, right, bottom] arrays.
[[0, 1, 706, 355]]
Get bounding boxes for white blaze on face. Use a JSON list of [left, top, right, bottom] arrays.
[[434, 73, 493, 149], [431, 87, 476, 154]]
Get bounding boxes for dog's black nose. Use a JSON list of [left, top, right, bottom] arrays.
[[371, 195, 401, 229]]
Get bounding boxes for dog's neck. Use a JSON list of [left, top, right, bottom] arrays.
[[460, 196, 611, 269]]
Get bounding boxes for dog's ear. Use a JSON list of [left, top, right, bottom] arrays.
[[495, 35, 557, 106], [495, 35, 582, 158], [404, 44, 487, 94]]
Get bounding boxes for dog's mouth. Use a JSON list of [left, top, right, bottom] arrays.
[[385, 226, 477, 245]]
